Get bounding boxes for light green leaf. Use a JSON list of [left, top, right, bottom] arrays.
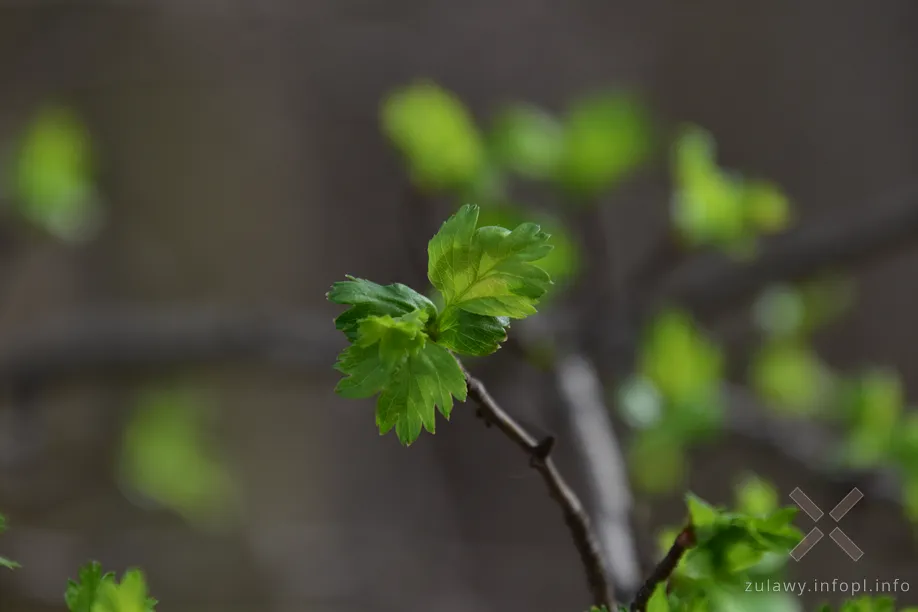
[[734, 474, 778, 517], [629, 427, 687, 494], [839, 370, 902, 468], [119, 387, 239, 528], [640, 310, 723, 411], [488, 104, 563, 179], [687, 493, 720, 529], [11, 106, 101, 242], [647, 583, 671, 612], [375, 342, 467, 445], [90, 568, 157, 612], [750, 340, 834, 416], [671, 125, 791, 254], [743, 180, 791, 233], [428, 204, 552, 319], [381, 81, 484, 192], [356, 310, 429, 367], [556, 92, 653, 197]]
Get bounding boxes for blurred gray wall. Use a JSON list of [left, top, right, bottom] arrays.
[[1, 1, 917, 611]]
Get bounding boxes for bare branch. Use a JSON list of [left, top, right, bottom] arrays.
[[462, 366, 614, 608], [0, 308, 340, 385], [554, 352, 642, 598], [648, 185, 918, 316]]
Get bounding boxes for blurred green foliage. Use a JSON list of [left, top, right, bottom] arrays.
[[750, 339, 834, 416], [381, 81, 485, 192], [752, 277, 854, 340], [621, 310, 726, 493], [488, 104, 564, 181], [672, 125, 790, 255], [382, 81, 654, 202], [0, 512, 17, 569], [119, 387, 239, 528], [554, 92, 653, 198], [9, 106, 101, 242]]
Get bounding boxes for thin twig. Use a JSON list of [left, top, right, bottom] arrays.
[[630, 526, 695, 612], [462, 366, 613, 608]]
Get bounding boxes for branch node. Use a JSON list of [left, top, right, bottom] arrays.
[[533, 435, 555, 461]]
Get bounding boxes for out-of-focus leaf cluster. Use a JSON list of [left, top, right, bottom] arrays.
[[671, 125, 791, 256], [619, 309, 725, 493]]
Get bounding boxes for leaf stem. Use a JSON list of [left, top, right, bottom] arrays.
[[460, 362, 613, 608]]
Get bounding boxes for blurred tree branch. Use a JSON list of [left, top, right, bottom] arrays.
[[0, 308, 340, 386], [642, 184, 918, 317]]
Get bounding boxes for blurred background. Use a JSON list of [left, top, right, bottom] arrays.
[[1, 1, 918, 611]]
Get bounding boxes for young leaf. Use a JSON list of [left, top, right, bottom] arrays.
[[66, 562, 115, 612], [434, 308, 509, 357], [375, 342, 467, 444], [647, 583, 671, 612], [327, 276, 438, 342], [428, 203, 552, 319], [91, 568, 157, 612]]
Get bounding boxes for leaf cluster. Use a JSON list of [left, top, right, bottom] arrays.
[[328, 203, 553, 445], [65, 562, 157, 612]]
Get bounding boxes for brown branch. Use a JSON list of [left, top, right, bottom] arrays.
[[648, 184, 918, 317], [0, 308, 340, 386], [630, 526, 695, 612], [462, 367, 614, 608]]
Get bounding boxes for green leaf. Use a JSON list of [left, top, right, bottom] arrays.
[[428, 203, 552, 319], [381, 81, 484, 192], [734, 474, 778, 517], [687, 493, 720, 529], [356, 310, 430, 367], [647, 583, 671, 612], [11, 106, 101, 242], [375, 341, 467, 445], [119, 387, 239, 529], [488, 104, 564, 179], [0, 513, 17, 569], [66, 562, 115, 612], [750, 340, 834, 416], [433, 308, 509, 357], [556, 92, 653, 197], [476, 203, 581, 287], [327, 276, 438, 342], [743, 180, 791, 234], [671, 125, 791, 254], [629, 427, 687, 494], [838, 370, 902, 468], [639, 309, 724, 413], [90, 568, 157, 612]]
